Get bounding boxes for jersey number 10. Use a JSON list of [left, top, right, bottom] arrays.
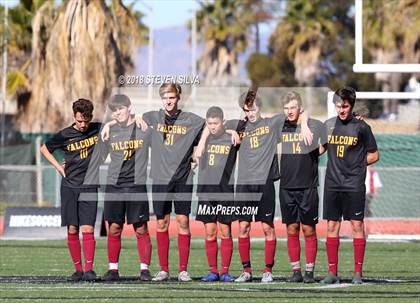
[[80, 148, 88, 159]]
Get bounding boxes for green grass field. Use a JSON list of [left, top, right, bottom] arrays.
[[1, 239, 419, 302]]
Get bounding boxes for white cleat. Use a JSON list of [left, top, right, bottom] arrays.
[[177, 271, 192, 282], [152, 271, 169, 282], [261, 271, 274, 283], [234, 271, 252, 283]]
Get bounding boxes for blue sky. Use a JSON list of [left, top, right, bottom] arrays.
[[133, 0, 199, 29]]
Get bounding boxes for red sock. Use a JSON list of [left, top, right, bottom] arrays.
[[287, 234, 301, 270], [107, 234, 121, 272], [264, 239, 276, 272], [326, 237, 340, 275], [178, 234, 191, 272], [82, 232, 95, 272], [156, 231, 169, 272], [304, 234, 317, 270], [220, 237, 233, 275], [205, 239, 218, 273], [136, 232, 152, 269], [238, 237, 252, 273], [67, 233, 83, 272], [353, 238, 366, 274]]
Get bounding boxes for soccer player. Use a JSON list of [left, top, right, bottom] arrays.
[[226, 90, 312, 283], [101, 94, 152, 281], [320, 87, 379, 285], [279, 91, 326, 283], [195, 106, 238, 282], [141, 83, 205, 282], [40, 98, 101, 281]]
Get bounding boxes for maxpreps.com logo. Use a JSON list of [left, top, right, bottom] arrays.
[[197, 205, 258, 216]]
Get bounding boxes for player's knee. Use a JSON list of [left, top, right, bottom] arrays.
[[239, 222, 251, 236], [109, 223, 122, 236], [68, 225, 79, 234], [134, 222, 148, 236], [302, 224, 316, 237], [80, 225, 94, 234], [351, 221, 364, 234], [262, 224, 275, 239], [219, 226, 231, 239], [287, 223, 300, 235], [327, 221, 340, 234], [156, 219, 169, 231]]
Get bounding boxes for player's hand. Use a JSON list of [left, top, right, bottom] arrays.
[[231, 131, 240, 146], [56, 165, 66, 178], [101, 123, 111, 141], [135, 115, 148, 131], [191, 160, 198, 170], [301, 124, 313, 146], [353, 112, 364, 120], [195, 142, 205, 159]]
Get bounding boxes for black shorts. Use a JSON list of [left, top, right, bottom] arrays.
[[104, 185, 149, 225], [323, 189, 365, 221], [152, 181, 193, 219], [234, 180, 276, 222], [60, 184, 98, 227], [279, 187, 319, 225]]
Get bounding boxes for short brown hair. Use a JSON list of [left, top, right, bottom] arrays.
[[282, 91, 302, 107], [72, 98, 93, 119], [159, 83, 182, 99], [333, 86, 356, 109], [238, 90, 261, 109]]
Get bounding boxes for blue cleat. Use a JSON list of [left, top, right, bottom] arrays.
[[201, 272, 219, 282], [219, 273, 235, 282]]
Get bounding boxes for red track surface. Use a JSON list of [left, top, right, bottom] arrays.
[[1, 217, 418, 238]]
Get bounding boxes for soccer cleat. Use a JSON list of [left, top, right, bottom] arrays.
[[152, 271, 169, 282], [69, 271, 83, 282], [352, 272, 363, 284], [303, 271, 315, 283], [289, 270, 303, 283], [139, 270, 152, 281], [320, 274, 340, 284], [102, 270, 120, 281], [201, 272, 219, 282], [177, 271, 192, 282], [234, 271, 252, 283], [82, 270, 97, 281], [219, 273, 235, 282], [261, 271, 274, 283]]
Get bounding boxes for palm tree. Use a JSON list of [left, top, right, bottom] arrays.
[[194, 0, 254, 86], [12, 0, 148, 133]]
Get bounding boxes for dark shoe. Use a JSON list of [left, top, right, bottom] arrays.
[[320, 273, 340, 284], [289, 270, 303, 282], [69, 271, 83, 282], [140, 270, 152, 281], [352, 272, 363, 284], [103, 270, 120, 281], [82, 270, 97, 281], [303, 271, 315, 283]]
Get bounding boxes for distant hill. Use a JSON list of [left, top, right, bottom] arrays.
[[135, 25, 270, 83]]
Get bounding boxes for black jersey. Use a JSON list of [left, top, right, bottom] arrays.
[[280, 118, 326, 189], [143, 109, 205, 183], [324, 116, 377, 192], [104, 122, 151, 186], [197, 132, 238, 198], [45, 122, 102, 188], [226, 114, 284, 184]]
